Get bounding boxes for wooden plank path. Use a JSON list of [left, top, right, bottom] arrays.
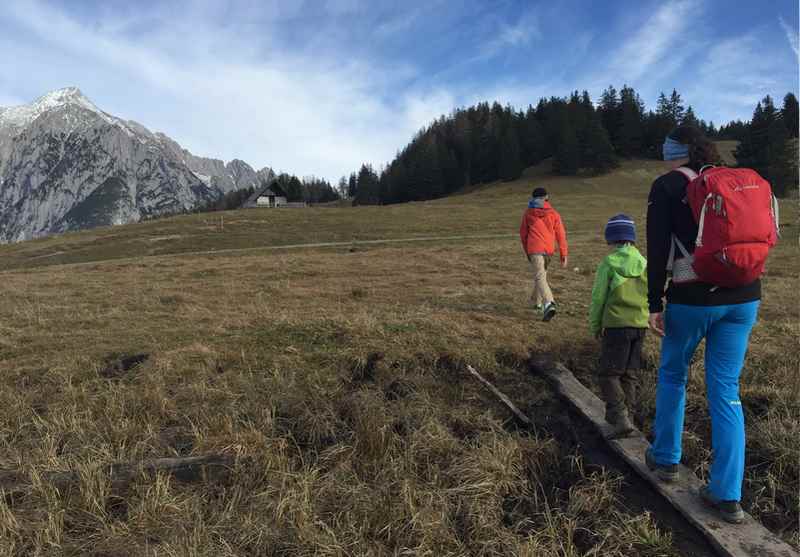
[[529, 358, 798, 557]]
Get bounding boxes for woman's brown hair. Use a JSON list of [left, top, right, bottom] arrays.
[[668, 124, 722, 171]]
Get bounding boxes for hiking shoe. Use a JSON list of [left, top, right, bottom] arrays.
[[645, 447, 679, 483], [542, 302, 557, 322], [606, 412, 635, 439], [699, 485, 745, 524]]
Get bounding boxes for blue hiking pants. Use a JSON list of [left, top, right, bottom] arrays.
[[651, 301, 759, 502]]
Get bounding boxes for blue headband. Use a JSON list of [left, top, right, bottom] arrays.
[[663, 137, 689, 161]]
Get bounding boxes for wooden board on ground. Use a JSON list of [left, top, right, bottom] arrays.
[[467, 364, 531, 426], [530, 359, 798, 557]]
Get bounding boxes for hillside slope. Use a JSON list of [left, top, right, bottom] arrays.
[[0, 158, 796, 554], [0, 157, 672, 270]]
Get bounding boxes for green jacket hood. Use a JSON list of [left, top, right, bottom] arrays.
[[605, 245, 646, 279], [588, 244, 649, 336]]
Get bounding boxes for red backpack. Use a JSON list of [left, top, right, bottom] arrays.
[[669, 166, 780, 288]]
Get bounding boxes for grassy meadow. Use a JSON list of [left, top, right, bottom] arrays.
[[0, 152, 797, 555]]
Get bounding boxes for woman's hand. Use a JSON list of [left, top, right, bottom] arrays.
[[649, 313, 665, 337]]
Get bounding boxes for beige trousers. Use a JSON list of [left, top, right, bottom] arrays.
[[529, 254, 554, 306]]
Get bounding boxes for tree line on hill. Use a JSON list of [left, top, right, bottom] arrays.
[[729, 93, 798, 197], [342, 87, 798, 205], [195, 173, 341, 213], [270, 173, 342, 204]]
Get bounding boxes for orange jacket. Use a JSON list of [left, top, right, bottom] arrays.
[[520, 201, 568, 257]]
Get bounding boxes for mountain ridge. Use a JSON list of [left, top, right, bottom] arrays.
[[0, 87, 273, 243]]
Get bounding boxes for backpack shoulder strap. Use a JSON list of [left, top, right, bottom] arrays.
[[674, 167, 698, 182]]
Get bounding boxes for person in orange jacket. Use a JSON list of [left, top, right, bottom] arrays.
[[519, 187, 569, 321]]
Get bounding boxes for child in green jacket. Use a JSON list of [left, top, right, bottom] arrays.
[[589, 214, 649, 439]]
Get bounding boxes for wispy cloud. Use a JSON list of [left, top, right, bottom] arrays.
[[1, 0, 796, 179], [476, 9, 542, 62], [779, 16, 799, 57], [689, 33, 784, 123], [374, 8, 424, 38], [0, 0, 450, 180], [604, 0, 701, 84]]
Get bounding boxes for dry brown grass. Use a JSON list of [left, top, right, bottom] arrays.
[[0, 156, 796, 555]]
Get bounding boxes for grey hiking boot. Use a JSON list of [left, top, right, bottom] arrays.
[[606, 411, 635, 439], [543, 302, 557, 322], [645, 447, 679, 483], [699, 485, 745, 524]]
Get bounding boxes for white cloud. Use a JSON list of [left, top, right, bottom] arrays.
[[779, 16, 799, 57], [1, 0, 795, 180], [499, 21, 538, 47], [0, 1, 453, 181], [474, 9, 541, 62], [581, 0, 797, 124], [685, 33, 786, 123], [605, 0, 700, 84], [402, 89, 457, 129]]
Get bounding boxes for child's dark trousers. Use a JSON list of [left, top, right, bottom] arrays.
[[598, 327, 647, 422]]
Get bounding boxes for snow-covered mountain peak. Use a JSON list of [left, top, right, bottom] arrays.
[[0, 86, 105, 131], [36, 86, 92, 107]]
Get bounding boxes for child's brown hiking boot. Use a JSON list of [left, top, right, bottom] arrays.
[[605, 409, 635, 439]]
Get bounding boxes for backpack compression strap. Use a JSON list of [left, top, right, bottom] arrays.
[[665, 167, 698, 273]]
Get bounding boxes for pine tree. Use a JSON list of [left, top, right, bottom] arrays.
[[521, 106, 545, 165], [719, 120, 748, 141], [354, 164, 380, 205], [348, 172, 358, 198], [734, 101, 764, 169], [473, 110, 500, 183], [598, 85, 620, 146], [782, 92, 799, 138], [617, 86, 643, 156], [452, 110, 474, 185], [705, 120, 718, 137], [668, 89, 685, 125], [286, 176, 304, 202], [340, 87, 719, 204], [735, 95, 796, 197], [438, 144, 464, 193], [656, 92, 670, 120], [645, 92, 678, 158], [554, 120, 580, 175], [499, 125, 523, 181], [682, 105, 699, 127], [581, 112, 618, 174], [767, 115, 795, 197], [419, 140, 444, 199]]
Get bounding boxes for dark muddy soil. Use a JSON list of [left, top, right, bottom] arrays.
[[486, 358, 717, 557]]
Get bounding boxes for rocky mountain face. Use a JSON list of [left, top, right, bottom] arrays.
[[0, 87, 273, 243]]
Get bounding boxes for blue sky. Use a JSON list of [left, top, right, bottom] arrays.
[[1, 0, 797, 181]]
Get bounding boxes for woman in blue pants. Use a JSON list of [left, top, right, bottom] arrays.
[[645, 126, 760, 524]]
